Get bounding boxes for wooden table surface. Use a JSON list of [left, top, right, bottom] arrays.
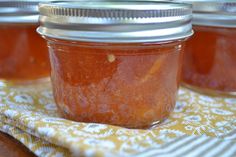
[[0, 132, 36, 157]]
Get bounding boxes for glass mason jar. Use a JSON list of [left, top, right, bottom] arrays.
[[0, 0, 51, 85], [179, 0, 236, 97], [38, 1, 193, 128]]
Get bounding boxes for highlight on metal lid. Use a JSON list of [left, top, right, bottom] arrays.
[[175, 0, 236, 27], [37, 1, 193, 43], [0, 0, 50, 24]]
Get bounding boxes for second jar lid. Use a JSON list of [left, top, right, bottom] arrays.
[[175, 0, 236, 28], [37, 1, 193, 43], [0, 0, 50, 24]]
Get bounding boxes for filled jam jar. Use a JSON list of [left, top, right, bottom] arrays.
[[0, 0, 50, 84], [179, 0, 236, 96], [38, 1, 193, 128]]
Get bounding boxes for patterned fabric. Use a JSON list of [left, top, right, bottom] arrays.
[[0, 81, 235, 157]]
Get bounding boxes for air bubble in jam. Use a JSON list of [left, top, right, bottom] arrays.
[[107, 54, 116, 63], [48, 39, 184, 128]]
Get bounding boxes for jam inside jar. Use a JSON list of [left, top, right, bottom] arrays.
[[38, 1, 192, 128], [182, 26, 236, 96], [0, 24, 50, 83], [48, 40, 184, 128]]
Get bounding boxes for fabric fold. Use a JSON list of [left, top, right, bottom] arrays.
[[0, 82, 235, 157]]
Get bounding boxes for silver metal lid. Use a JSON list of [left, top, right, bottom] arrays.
[[0, 0, 49, 24], [175, 0, 236, 28], [37, 1, 193, 43]]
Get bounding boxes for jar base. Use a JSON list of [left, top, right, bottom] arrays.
[[124, 120, 163, 129], [182, 82, 236, 98], [58, 109, 165, 129], [0, 77, 51, 87]]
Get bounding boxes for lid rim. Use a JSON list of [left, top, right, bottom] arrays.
[[192, 14, 236, 28], [37, 27, 194, 43]]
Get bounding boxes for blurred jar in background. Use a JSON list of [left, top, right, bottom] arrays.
[[0, 0, 50, 85], [178, 0, 236, 97]]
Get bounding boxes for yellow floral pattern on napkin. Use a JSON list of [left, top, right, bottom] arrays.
[[0, 81, 235, 157]]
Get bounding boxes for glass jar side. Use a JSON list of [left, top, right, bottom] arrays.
[[47, 38, 185, 128]]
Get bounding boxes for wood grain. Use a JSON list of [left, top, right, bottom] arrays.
[[0, 132, 36, 157]]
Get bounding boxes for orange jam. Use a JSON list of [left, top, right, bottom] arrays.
[[0, 24, 50, 82], [47, 39, 184, 128], [182, 26, 236, 95], [38, 1, 192, 128]]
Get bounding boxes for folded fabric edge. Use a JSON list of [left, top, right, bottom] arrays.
[[0, 114, 117, 157], [0, 121, 71, 157]]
